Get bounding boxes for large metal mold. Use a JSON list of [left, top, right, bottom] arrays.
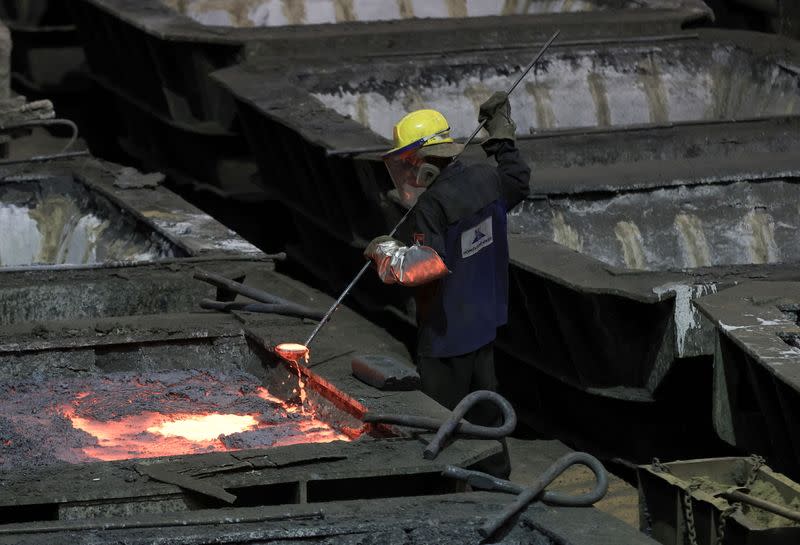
[[213, 30, 800, 400], [0, 323, 361, 470], [68, 0, 710, 193], [0, 283, 502, 540], [73, 0, 711, 128], [695, 282, 800, 478], [0, 155, 266, 325]]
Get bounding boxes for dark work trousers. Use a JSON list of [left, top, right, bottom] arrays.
[[418, 342, 511, 479]]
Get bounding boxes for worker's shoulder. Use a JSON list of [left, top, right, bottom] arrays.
[[452, 160, 499, 179], [436, 160, 498, 189]]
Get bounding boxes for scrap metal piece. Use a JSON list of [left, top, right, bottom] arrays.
[[195, 269, 323, 320], [135, 463, 237, 504], [113, 167, 165, 189], [351, 354, 420, 391]]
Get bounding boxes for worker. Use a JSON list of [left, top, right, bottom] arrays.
[[364, 92, 530, 478]]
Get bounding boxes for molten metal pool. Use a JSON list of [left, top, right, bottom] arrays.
[[0, 369, 355, 469]]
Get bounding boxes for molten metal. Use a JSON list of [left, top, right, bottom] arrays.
[[0, 370, 357, 468], [148, 414, 258, 442]]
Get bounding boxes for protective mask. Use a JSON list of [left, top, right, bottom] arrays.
[[415, 163, 440, 188]]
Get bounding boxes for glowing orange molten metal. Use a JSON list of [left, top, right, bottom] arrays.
[[148, 414, 258, 441], [57, 376, 353, 462]]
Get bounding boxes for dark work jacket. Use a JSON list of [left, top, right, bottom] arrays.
[[410, 140, 531, 358]]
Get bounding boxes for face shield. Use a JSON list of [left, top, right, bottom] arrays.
[[383, 131, 447, 208]]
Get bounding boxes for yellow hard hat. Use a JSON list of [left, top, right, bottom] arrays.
[[388, 109, 463, 158]]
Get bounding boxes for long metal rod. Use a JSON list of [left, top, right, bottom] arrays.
[[722, 490, 800, 523], [304, 30, 560, 348]]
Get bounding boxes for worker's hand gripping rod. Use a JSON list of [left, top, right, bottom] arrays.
[[304, 30, 560, 348]]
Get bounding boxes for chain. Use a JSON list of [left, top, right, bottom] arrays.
[[714, 505, 738, 545], [712, 454, 761, 545], [744, 455, 765, 489], [682, 484, 700, 545]]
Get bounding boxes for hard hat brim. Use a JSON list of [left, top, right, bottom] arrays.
[[418, 142, 464, 159]]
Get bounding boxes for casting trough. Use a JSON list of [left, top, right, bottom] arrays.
[[67, 0, 710, 195], [0, 288, 503, 542], [213, 28, 800, 402], [695, 282, 800, 478]]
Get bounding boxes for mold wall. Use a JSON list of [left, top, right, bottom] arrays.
[[161, 0, 705, 28], [312, 44, 800, 139]]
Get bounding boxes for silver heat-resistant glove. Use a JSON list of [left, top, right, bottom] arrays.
[[364, 236, 448, 287]]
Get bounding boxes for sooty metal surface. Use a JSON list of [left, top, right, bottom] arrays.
[[161, 0, 710, 28], [0, 176, 176, 267], [311, 40, 800, 139], [695, 283, 800, 479], [214, 29, 800, 401], [0, 492, 659, 545]]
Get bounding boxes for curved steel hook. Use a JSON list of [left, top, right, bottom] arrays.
[[363, 390, 516, 460], [424, 390, 516, 460], [443, 452, 609, 539]]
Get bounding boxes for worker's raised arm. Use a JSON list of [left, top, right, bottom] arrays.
[[479, 92, 531, 210]]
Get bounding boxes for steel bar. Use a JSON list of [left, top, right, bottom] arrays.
[[304, 30, 560, 348], [200, 299, 324, 320], [722, 490, 800, 523], [194, 269, 294, 306]]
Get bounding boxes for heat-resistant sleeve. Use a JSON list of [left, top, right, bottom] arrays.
[[483, 140, 531, 210], [365, 238, 448, 287]]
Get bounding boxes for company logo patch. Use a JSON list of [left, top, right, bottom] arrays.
[[461, 217, 493, 258]]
